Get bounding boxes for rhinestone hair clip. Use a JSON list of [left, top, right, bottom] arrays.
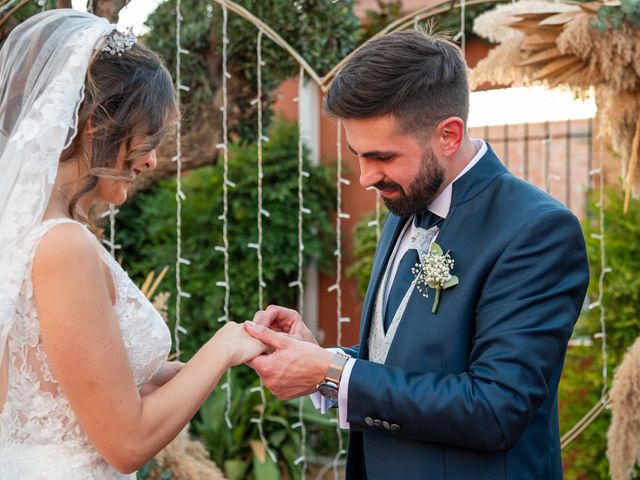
[[101, 26, 136, 56]]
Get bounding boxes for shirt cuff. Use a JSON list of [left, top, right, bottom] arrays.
[[310, 391, 333, 413], [337, 357, 355, 429], [309, 348, 353, 427]]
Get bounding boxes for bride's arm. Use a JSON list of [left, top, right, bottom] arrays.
[[139, 361, 185, 396], [32, 223, 263, 474]]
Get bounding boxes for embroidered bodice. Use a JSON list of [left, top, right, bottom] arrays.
[[0, 218, 171, 479]]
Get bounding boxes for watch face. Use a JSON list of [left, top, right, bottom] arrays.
[[318, 382, 339, 403]]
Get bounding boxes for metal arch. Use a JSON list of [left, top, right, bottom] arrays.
[[212, 0, 504, 92]]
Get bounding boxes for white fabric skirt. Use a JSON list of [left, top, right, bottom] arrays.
[[0, 443, 135, 480]]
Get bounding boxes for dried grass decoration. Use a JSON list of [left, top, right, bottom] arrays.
[[470, 0, 640, 209], [607, 336, 640, 480], [147, 426, 227, 479]]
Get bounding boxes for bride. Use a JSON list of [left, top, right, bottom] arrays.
[[0, 9, 265, 479]]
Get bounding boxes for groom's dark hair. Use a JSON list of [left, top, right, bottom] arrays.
[[324, 29, 469, 137]]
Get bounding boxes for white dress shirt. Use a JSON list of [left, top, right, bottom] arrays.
[[312, 140, 487, 428]]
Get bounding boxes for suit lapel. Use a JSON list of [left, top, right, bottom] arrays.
[[432, 143, 506, 242], [359, 144, 507, 359], [385, 144, 509, 357], [359, 213, 406, 358]]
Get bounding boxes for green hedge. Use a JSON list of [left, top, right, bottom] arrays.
[[559, 187, 640, 479], [112, 121, 336, 357], [112, 121, 347, 478]]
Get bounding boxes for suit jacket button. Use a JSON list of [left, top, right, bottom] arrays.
[[382, 421, 390, 430], [373, 419, 382, 427], [390, 424, 400, 431], [365, 417, 374, 427]]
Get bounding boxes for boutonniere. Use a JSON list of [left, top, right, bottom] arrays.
[[411, 242, 459, 314]]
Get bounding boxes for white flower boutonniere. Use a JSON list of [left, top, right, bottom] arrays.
[[411, 242, 459, 314]]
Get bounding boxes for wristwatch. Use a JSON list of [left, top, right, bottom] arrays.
[[317, 351, 350, 402]]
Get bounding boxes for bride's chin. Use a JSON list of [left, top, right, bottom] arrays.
[[98, 188, 129, 205]]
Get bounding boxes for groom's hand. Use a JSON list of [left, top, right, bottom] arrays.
[[252, 305, 318, 345], [244, 321, 331, 400]]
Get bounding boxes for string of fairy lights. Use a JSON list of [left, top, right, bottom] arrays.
[[105, 205, 119, 256], [328, 119, 349, 477], [289, 66, 309, 476], [173, 0, 192, 361], [215, 3, 234, 429], [247, 27, 277, 464], [589, 144, 610, 401], [328, 120, 351, 349]]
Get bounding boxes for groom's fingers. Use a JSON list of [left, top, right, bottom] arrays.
[[252, 309, 286, 331], [257, 305, 300, 332], [244, 321, 291, 350], [246, 354, 270, 375]]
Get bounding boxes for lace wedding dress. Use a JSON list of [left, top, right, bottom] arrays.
[[0, 218, 172, 479]]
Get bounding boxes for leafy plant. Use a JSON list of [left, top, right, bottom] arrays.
[[144, 0, 361, 143], [111, 121, 336, 359], [193, 367, 347, 480], [559, 187, 640, 478], [593, 0, 640, 30], [360, 0, 509, 40], [346, 210, 387, 297], [112, 121, 345, 477]]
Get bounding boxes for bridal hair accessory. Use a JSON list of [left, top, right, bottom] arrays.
[[101, 26, 136, 56]]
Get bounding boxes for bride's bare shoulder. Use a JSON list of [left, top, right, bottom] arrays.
[[32, 221, 99, 277]]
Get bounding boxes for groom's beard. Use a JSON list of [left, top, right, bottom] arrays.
[[374, 147, 444, 218]]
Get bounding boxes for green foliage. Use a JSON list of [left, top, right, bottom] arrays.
[[360, 0, 403, 39], [582, 188, 640, 366], [558, 346, 611, 480], [144, 0, 361, 142], [346, 209, 387, 297], [360, 0, 508, 40], [114, 120, 343, 476], [137, 460, 174, 479], [193, 367, 347, 479], [559, 187, 640, 478], [111, 121, 336, 359], [593, 0, 640, 30]]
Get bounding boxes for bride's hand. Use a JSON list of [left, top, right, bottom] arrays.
[[213, 321, 269, 367], [139, 361, 185, 396]]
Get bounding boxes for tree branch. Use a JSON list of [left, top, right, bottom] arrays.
[[92, 0, 127, 22]]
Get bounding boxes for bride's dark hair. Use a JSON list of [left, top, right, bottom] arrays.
[[59, 42, 179, 223]]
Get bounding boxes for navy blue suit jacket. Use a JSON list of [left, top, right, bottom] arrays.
[[342, 145, 589, 480]]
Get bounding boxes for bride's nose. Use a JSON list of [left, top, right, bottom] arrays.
[[142, 150, 157, 171]]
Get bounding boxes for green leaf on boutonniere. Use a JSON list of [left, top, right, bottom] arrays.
[[430, 243, 444, 256], [443, 275, 459, 289]]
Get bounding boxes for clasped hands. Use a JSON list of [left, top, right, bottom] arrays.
[[241, 305, 332, 400]]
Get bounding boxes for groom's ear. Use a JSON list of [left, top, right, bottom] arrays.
[[434, 116, 464, 157]]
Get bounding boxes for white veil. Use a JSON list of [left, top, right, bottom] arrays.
[[0, 10, 116, 361]]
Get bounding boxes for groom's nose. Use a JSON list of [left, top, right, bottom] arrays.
[[358, 157, 384, 189]]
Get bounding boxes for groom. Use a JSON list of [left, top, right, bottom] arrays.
[[244, 30, 589, 479]]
